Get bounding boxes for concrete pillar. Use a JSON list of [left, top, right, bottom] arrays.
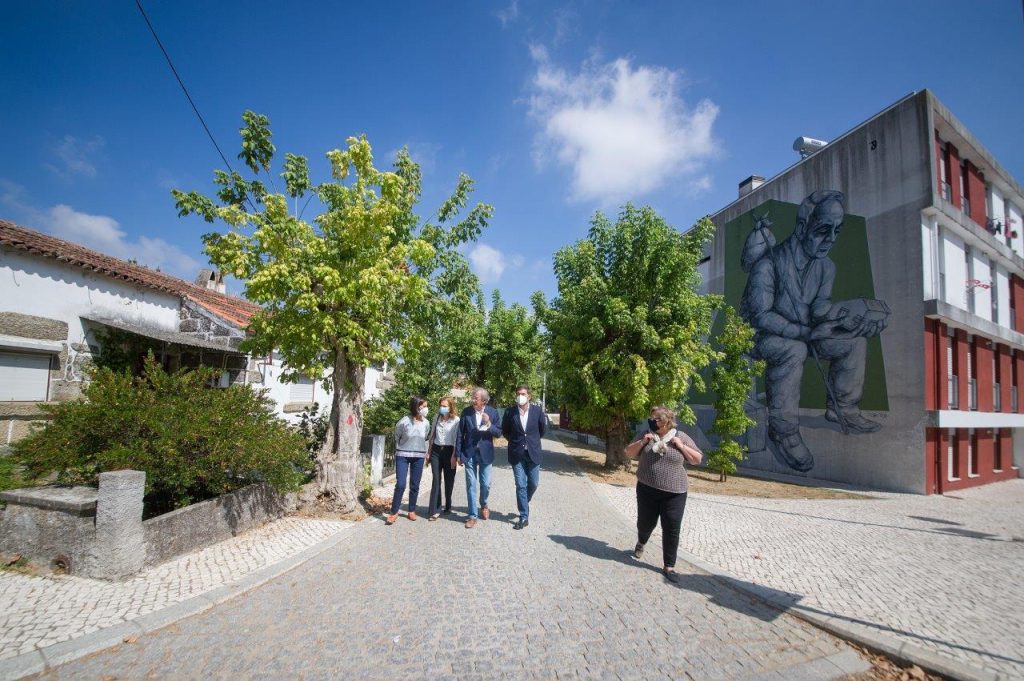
[[370, 435, 385, 486], [88, 470, 145, 580]]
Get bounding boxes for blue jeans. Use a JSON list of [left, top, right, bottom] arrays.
[[511, 457, 541, 521], [391, 455, 426, 515], [464, 455, 492, 519]]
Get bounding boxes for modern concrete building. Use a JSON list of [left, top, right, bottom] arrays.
[[694, 90, 1023, 494]]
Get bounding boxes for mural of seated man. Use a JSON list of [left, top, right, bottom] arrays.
[[740, 189, 889, 472]]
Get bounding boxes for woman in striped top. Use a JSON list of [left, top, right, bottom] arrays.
[[386, 396, 431, 525], [624, 405, 703, 583]]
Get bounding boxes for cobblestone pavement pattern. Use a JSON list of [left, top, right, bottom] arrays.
[[598, 477, 1024, 679], [0, 518, 350, 661], [38, 440, 868, 680]]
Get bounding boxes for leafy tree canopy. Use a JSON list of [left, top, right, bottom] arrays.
[[536, 204, 755, 469], [173, 112, 492, 509]]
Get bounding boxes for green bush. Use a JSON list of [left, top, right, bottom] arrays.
[[0, 453, 26, 506], [11, 356, 307, 516]]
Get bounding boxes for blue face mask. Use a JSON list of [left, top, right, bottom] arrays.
[[647, 418, 660, 433], [439, 406, 450, 416]]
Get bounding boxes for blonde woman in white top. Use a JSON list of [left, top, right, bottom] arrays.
[[426, 395, 459, 520]]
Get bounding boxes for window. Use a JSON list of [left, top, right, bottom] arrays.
[[948, 430, 959, 481], [991, 260, 999, 322], [965, 246, 975, 314], [947, 332, 958, 409], [0, 351, 52, 401], [968, 429, 978, 477], [289, 377, 315, 403]]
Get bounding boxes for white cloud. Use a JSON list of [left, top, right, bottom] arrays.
[[384, 141, 442, 173], [46, 135, 105, 179], [690, 175, 713, 196], [496, 0, 519, 27], [469, 243, 526, 284], [527, 48, 719, 205], [469, 244, 505, 283], [0, 180, 200, 277]]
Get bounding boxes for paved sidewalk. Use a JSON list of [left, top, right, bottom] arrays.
[[0, 517, 349, 664], [38, 440, 869, 680], [597, 477, 1024, 680]]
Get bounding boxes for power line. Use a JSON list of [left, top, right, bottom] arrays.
[[134, 0, 235, 176]]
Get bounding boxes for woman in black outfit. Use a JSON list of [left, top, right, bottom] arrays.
[[624, 406, 703, 583], [426, 395, 459, 520]]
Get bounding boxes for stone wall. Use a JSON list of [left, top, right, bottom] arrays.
[[0, 486, 98, 572], [143, 483, 295, 567], [0, 472, 295, 579]]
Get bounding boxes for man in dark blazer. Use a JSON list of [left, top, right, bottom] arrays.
[[455, 386, 502, 528], [502, 384, 547, 530]]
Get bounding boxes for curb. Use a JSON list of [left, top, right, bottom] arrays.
[[554, 433, 1005, 681], [0, 520, 363, 681]]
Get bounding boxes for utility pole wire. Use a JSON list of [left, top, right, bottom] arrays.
[[134, 0, 235, 178], [135, 0, 262, 216]]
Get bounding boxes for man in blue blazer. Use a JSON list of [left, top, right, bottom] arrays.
[[502, 384, 547, 530], [456, 386, 502, 528]]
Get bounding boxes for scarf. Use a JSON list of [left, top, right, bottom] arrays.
[[651, 428, 677, 457]]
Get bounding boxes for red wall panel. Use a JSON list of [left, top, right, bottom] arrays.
[[948, 145, 962, 208], [965, 162, 987, 227]]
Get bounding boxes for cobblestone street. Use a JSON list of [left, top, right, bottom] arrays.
[[35, 441, 868, 680], [0, 518, 351, 664], [598, 477, 1024, 679]]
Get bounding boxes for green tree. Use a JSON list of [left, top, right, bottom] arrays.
[[706, 306, 763, 481], [470, 289, 546, 407], [536, 204, 728, 469], [173, 112, 492, 511]]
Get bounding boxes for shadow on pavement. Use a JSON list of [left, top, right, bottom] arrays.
[[547, 534, 792, 623]]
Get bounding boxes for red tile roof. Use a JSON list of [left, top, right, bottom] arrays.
[[0, 219, 260, 327]]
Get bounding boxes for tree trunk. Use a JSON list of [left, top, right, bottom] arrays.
[[604, 414, 631, 471], [316, 350, 365, 512]]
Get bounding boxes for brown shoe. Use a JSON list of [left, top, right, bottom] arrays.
[[385, 514, 397, 525], [481, 506, 490, 520], [408, 512, 418, 521], [465, 518, 477, 528]]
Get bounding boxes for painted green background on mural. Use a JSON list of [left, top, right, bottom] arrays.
[[712, 199, 889, 411]]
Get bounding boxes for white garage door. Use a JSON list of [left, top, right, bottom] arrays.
[[0, 351, 52, 401]]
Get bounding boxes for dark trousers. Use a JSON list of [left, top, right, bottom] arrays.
[[636, 482, 688, 568], [427, 445, 456, 516], [391, 455, 426, 515]]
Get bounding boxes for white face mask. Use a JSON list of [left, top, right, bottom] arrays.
[[419, 407, 429, 418], [517, 394, 529, 406]]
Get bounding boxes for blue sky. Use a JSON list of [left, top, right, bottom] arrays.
[[2, 1, 1022, 306]]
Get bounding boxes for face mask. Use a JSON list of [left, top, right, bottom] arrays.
[[517, 394, 528, 406], [439, 406, 450, 416], [419, 407, 429, 418], [647, 418, 660, 432]]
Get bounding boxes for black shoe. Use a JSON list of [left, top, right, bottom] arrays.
[[513, 519, 529, 530], [662, 568, 679, 584], [632, 543, 645, 560], [442, 508, 451, 515]]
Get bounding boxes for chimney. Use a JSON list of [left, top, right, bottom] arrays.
[[195, 269, 227, 294], [738, 175, 765, 198]]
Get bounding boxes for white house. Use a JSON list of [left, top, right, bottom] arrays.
[[0, 219, 390, 444]]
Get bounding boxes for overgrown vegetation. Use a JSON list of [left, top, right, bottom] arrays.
[[707, 307, 763, 481], [11, 356, 307, 517]]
